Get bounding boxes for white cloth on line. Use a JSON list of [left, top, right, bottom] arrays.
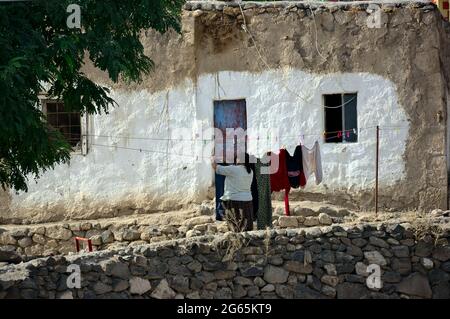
[[301, 141, 323, 185]]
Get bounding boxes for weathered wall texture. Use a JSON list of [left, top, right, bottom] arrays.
[[1, 220, 449, 299], [1, 1, 450, 223]]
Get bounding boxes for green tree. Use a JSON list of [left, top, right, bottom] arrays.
[[0, 0, 184, 192]]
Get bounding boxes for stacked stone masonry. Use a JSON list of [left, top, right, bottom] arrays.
[[1, 220, 449, 299]]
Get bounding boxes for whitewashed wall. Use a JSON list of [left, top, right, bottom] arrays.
[[8, 69, 409, 216]]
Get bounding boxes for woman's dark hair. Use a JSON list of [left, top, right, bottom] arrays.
[[244, 153, 252, 174]]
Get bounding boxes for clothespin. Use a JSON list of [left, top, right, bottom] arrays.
[[337, 131, 342, 138], [353, 128, 357, 135], [346, 131, 350, 138]]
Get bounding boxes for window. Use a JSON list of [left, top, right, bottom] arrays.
[[42, 101, 82, 149], [324, 93, 357, 143]]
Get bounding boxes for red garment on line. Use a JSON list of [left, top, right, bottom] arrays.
[[270, 149, 291, 216]]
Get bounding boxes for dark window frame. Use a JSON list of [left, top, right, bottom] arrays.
[[323, 93, 358, 144], [41, 99, 87, 154]]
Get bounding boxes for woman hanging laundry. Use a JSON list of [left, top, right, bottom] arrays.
[[212, 153, 254, 232]]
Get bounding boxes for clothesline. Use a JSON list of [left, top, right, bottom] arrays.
[[69, 125, 416, 142]]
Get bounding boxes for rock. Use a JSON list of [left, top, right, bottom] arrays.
[[278, 216, 299, 228], [321, 275, 339, 287], [46, 227, 72, 241], [396, 273, 432, 299], [161, 225, 178, 235], [0, 247, 22, 263], [80, 222, 92, 231], [364, 251, 387, 266], [32, 234, 46, 245], [295, 284, 328, 299], [264, 265, 289, 284], [275, 285, 294, 299], [346, 245, 363, 257], [18, 237, 33, 248], [392, 245, 409, 258], [214, 270, 235, 280], [234, 276, 253, 286], [183, 216, 214, 228], [428, 269, 449, 286], [9, 229, 28, 238], [187, 260, 202, 273], [196, 272, 215, 284], [320, 250, 335, 263], [129, 277, 151, 295], [321, 285, 336, 298], [90, 235, 102, 246], [261, 284, 275, 292], [246, 286, 260, 298], [369, 236, 389, 248], [113, 280, 129, 292], [93, 282, 112, 295], [383, 271, 402, 283], [151, 279, 176, 299], [122, 229, 141, 241], [304, 216, 320, 227], [254, 277, 266, 288], [391, 258, 412, 275], [324, 264, 337, 276], [336, 282, 369, 299], [284, 261, 313, 274], [193, 224, 208, 232], [232, 285, 247, 298], [432, 246, 450, 262], [318, 207, 338, 216], [432, 282, 450, 299], [0, 233, 17, 245], [57, 291, 74, 299], [421, 258, 434, 270], [101, 230, 114, 244], [441, 261, 450, 272], [352, 238, 368, 247], [34, 227, 46, 235], [415, 241, 433, 257], [293, 207, 316, 217], [318, 213, 332, 225], [355, 262, 369, 276], [186, 230, 201, 238], [101, 259, 130, 279], [241, 266, 264, 277]]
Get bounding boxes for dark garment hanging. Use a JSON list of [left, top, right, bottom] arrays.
[[250, 163, 259, 220], [215, 173, 226, 221], [255, 157, 272, 229], [285, 145, 306, 189], [269, 149, 291, 216]]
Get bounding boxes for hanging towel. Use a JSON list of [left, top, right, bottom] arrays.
[[285, 145, 307, 189], [255, 156, 272, 230], [301, 141, 323, 185], [269, 149, 291, 215]]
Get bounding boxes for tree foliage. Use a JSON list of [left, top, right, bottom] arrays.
[[0, 0, 184, 192]]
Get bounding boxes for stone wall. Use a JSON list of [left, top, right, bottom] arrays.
[[0, 202, 352, 261], [1, 219, 449, 299]]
